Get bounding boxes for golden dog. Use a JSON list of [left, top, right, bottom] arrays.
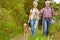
[[24, 23, 31, 40]]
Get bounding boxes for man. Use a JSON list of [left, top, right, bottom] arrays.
[[40, 1, 55, 36], [28, 1, 39, 36]]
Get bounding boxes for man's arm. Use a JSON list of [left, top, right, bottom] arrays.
[[39, 8, 44, 16], [52, 9, 56, 16]]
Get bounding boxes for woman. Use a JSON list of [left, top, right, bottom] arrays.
[[28, 1, 39, 36]]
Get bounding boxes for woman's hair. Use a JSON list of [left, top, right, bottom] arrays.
[[33, 1, 38, 5]]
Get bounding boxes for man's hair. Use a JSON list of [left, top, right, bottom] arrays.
[[45, 1, 50, 4]]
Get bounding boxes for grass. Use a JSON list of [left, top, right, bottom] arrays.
[[0, 21, 60, 40], [28, 28, 47, 40], [0, 30, 9, 40], [0, 25, 24, 40], [28, 22, 60, 40]]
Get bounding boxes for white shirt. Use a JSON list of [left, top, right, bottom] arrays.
[[30, 8, 39, 20]]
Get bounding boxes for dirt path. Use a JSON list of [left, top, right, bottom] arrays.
[[48, 32, 60, 40], [53, 32, 60, 40], [10, 35, 24, 40], [10, 32, 60, 40]]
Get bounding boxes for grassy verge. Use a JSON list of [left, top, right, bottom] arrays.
[[0, 25, 24, 40], [28, 22, 60, 40]]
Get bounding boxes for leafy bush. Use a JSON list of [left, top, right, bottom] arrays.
[[0, 0, 28, 40]]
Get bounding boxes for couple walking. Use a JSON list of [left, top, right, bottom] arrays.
[[28, 1, 56, 37]]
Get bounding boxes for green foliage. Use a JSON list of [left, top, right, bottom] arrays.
[[24, 0, 33, 14], [0, 0, 27, 40], [38, 0, 45, 9], [0, 0, 60, 40], [51, 2, 60, 21], [24, 0, 45, 14]]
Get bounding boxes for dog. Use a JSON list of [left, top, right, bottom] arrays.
[[24, 23, 31, 40]]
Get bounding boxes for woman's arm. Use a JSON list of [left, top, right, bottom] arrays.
[[28, 12, 32, 23]]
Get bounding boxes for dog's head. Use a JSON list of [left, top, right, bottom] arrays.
[[24, 23, 28, 28]]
